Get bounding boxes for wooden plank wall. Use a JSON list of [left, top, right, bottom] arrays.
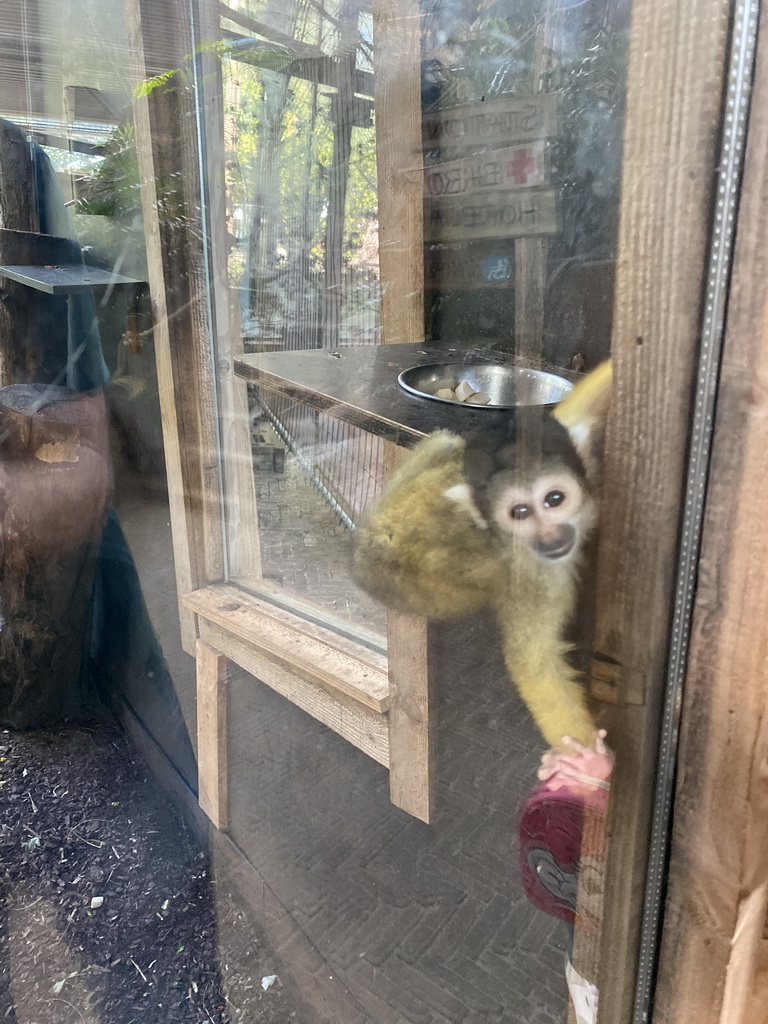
[[570, 0, 732, 1019], [653, 11, 768, 1022]]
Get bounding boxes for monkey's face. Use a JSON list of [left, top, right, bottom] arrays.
[[485, 467, 592, 561], [462, 411, 596, 563]]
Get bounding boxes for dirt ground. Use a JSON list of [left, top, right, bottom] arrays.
[[0, 724, 303, 1024]]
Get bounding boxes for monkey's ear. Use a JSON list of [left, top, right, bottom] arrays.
[[552, 360, 612, 461]]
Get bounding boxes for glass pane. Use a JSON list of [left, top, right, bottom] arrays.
[[219, 2, 386, 637], [4, 0, 727, 1023], [207, 1, 631, 1023]]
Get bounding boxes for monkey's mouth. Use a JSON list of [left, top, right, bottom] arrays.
[[536, 529, 577, 560]]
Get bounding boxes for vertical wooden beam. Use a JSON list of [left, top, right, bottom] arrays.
[[125, 0, 224, 653], [196, 638, 229, 829], [383, 428, 434, 822], [574, 0, 731, 1019], [195, 0, 262, 586], [323, 0, 358, 349], [373, 0, 424, 346], [514, 0, 558, 359], [653, 12, 768, 1021], [514, 238, 547, 359], [387, 610, 433, 823], [374, 0, 433, 822]]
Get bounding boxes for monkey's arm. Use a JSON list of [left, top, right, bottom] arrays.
[[496, 585, 596, 748], [352, 431, 501, 618]]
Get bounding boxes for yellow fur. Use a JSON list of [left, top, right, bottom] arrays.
[[553, 360, 612, 435], [496, 550, 594, 746], [352, 432, 502, 618], [554, 360, 612, 483], [352, 363, 611, 748]]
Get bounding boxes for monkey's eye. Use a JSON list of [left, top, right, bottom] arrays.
[[510, 503, 532, 520], [543, 490, 566, 509]]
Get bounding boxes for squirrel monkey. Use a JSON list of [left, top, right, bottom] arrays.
[[352, 362, 612, 748]]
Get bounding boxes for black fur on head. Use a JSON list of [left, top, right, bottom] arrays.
[[462, 407, 586, 521]]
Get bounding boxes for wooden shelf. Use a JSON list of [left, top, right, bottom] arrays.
[[183, 584, 392, 789], [236, 342, 573, 448], [0, 263, 145, 294], [182, 583, 390, 714]]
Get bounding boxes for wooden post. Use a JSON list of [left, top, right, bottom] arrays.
[[567, 0, 732, 1019], [386, 611, 433, 823], [196, 0, 262, 587], [374, 0, 434, 822], [196, 638, 229, 829], [323, 0, 358, 349], [653, 12, 768, 1021], [513, 0, 558, 359], [125, 0, 224, 653], [374, 0, 424, 347]]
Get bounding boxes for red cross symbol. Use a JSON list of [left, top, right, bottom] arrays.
[[506, 148, 538, 185]]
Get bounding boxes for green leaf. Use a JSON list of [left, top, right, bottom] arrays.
[[133, 68, 179, 99]]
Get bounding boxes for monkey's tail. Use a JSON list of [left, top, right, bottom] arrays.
[[553, 360, 611, 443]]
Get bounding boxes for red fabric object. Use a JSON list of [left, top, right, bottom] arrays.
[[518, 739, 612, 926], [518, 784, 585, 924]]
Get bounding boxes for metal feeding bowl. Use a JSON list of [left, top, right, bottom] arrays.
[[397, 362, 573, 410]]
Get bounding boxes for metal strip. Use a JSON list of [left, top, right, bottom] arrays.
[[632, 2, 761, 1021]]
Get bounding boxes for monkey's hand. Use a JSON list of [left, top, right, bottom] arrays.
[[537, 730, 613, 799]]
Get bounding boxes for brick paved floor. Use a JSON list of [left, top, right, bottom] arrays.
[[119, 450, 573, 1024], [252, 425, 387, 637], [226, 611, 571, 1024]]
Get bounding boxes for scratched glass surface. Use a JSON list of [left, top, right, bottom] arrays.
[[206, 2, 629, 1022], [211, 0, 629, 644], [0, 1, 632, 1024]]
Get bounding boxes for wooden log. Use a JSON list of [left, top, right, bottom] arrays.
[[0, 385, 110, 728], [0, 118, 39, 234]]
